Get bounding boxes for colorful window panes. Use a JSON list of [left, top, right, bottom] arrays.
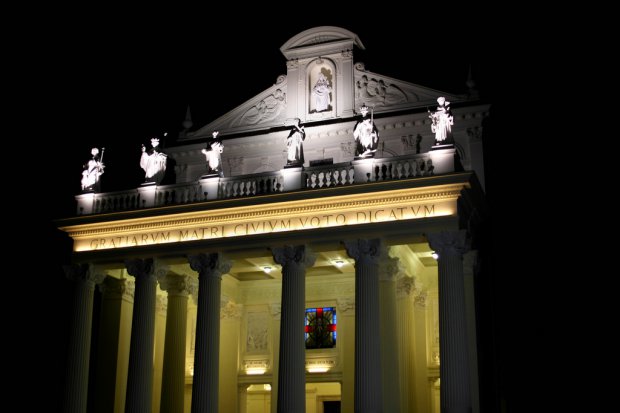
[[305, 307, 337, 349]]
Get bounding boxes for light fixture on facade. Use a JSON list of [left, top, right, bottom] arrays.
[[431, 252, 439, 260], [307, 366, 330, 373], [263, 266, 272, 273], [244, 359, 269, 375], [334, 260, 345, 268], [246, 367, 267, 375], [305, 358, 335, 373]]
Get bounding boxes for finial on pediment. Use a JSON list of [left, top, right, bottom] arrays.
[[466, 64, 479, 99], [182, 105, 193, 130]]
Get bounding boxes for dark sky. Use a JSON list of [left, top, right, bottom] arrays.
[[39, 16, 497, 218], [30, 14, 525, 412]]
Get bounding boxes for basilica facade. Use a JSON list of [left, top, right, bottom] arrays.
[[58, 27, 489, 413]]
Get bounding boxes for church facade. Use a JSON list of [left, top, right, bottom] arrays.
[[58, 27, 490, 413]]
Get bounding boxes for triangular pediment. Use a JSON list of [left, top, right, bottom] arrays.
[[354, 64, 463, 113], [280, 26, 364, 60], [182, 78, 289, 141], [181, 26, 466, 142]]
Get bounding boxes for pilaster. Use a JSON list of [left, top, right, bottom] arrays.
[[379, 256, 402, 413]]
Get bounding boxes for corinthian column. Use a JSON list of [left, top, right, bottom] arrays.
[[159, 274, 197, 413], [93, 277, 129, 413], [380, 256, 401, 413], [188, 253, 232, 413], [62, 263, 105, 413], [124, 258, 165, 413], [344, 239, 383, 413], [427, 230, 471, 413], [271, 245, 316, 413]]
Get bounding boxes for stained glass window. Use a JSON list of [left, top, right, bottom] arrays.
[[305, 307, 336, 349]]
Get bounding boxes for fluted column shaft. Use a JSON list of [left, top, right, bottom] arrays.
[[124, 259, 159, 413], [380, 257, 401, 413], [428, 231, 471, 413], [189, 253, 232, 413], [93, 277, 128, 413], [345, 239, 383, 413], [160, 274, 196, 413], [271, 245, 316, 413], [62, 264, 105, 413]]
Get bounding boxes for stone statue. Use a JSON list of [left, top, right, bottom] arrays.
[[312, 73, 332, 112], [81, 147, 104, 191], [201, 131, 224, 176], [286, 119, 305, 166], [353, 105, 379, 158], [428, 97, 454, 145], [140, 137, 167, 184]]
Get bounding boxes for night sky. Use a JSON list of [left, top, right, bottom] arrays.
[[27, 13, 526, 412]]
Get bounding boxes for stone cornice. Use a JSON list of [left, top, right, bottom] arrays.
[[60, 175, 476, 253]]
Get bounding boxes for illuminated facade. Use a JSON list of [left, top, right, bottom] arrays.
[[58, 27, 489, 413]]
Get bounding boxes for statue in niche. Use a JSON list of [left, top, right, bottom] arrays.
[[428, 97, 454, 145], [140, 136, 167, 184], [81, 147, 105, 191], [201, 131, 224, 176], [312, 72, 332, 112], [353, 104, 379, 158], [286, 118, 305, 167]]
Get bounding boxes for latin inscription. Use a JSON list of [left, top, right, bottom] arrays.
[[83, 204, 440, 251]]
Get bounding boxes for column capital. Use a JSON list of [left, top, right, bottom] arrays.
[[414, 292, 428, 308], [124, 280, 135, 302], [344, 238, 383, 264], [396, 276, 416, 298], [271, 245, 316, 269], [156, 294, 168, 314], [463, 250, 479, 270], [188, 253, 232, 279], [380, 256, 402, 281], [159, 273, 197, 297], [63, 263, 106, 286], [427, 230, 470, 258], [124, 258, 160, 280], [98, 277, 129, 299]]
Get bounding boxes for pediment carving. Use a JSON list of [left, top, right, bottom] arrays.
[[183, 82, 289, 140], [354, 68, 462, 112]]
